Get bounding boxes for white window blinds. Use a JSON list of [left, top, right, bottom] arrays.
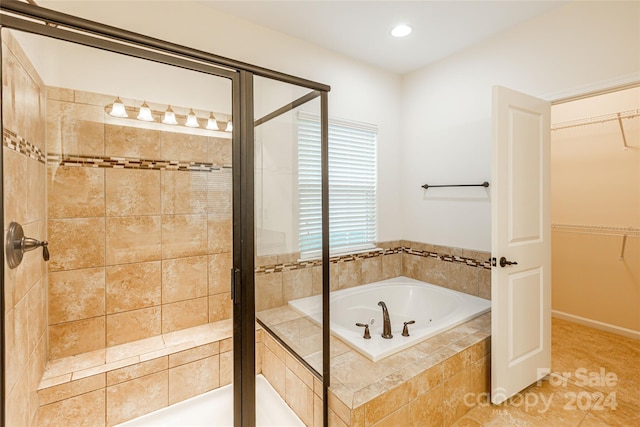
[[298, 112, 378, 259]]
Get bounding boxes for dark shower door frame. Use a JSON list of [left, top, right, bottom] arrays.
[[0, 2, 331, 426]]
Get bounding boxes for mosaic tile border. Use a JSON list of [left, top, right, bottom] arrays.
[[47, 152, 231, 172], [255, 246, 491, 274], [403, 246, 492, 268], [3, 129, 46, 164]]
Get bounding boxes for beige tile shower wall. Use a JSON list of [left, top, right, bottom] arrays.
[[2, 32, 49, 427], [255, 241, 490, 312], [46, 87, 233, 359]]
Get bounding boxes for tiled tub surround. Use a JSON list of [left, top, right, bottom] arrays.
[[256, 243, 492, 426], [3, 33, 49, 427], [35, 320, 264, 426], [255, 241, 491, 314], [260, 310, 491, 427], [46, 87, 233, 358]]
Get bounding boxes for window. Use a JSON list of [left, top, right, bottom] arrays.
[[298, 112, 378, 259]]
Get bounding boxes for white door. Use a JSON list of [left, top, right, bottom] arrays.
[[491, 86, 551, 404]]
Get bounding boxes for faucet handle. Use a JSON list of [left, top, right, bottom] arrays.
[[355, 323, 371, 339], [42, 241, 50, 261], [5, 222, 51, 269], [402, 320, 415, 337]]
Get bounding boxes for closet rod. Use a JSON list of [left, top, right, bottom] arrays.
[[421, 181, 489, 190]]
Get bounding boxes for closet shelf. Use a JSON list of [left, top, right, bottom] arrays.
[[552, 224, 639, 238], [552, 224, 638, 261], [551, 109, 639, 150], [550, 109, 639, 131]]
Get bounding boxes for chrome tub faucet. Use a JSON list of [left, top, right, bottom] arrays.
[[378, 301, 393, 339]]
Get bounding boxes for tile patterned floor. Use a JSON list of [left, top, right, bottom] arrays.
[[452, 318, 640, 426]]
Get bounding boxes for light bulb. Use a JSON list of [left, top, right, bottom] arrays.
[[391, 24, 412, 38], [185, 109, 199, 128], [137, 101, 154, 122], [109, 97, 128, 118], [206, 113, 219, 131], [162, 106, 178, 125]]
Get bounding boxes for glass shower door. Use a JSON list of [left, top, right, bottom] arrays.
[[253, 75, 328, 426]]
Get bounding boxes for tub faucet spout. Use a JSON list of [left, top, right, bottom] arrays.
[[378, 301, 393, 339]]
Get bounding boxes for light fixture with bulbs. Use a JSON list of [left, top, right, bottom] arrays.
[[206, 113, 219, 131], [162, 105, 178, 125], [137, 101, 154, 122], [185, 108, 200, 128], [106, 98, 231, 132], [109, 97, 128, 118]]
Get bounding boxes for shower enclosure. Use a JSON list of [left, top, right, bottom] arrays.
[[0, 1, 330, 426]]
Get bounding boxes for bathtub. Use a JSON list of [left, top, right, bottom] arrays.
[[288, 276, 491, 362]]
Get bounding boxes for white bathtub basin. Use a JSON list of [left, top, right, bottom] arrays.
[[288, 276, 491, 362]]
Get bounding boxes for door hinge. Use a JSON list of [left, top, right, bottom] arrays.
[[231, 268, 240, 304]]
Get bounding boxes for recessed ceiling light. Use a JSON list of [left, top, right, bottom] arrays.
[[391, 24, 412, 38]]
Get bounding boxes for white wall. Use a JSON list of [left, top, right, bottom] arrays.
[[37, 0, 403, 244], [400, 0, 640, 251]]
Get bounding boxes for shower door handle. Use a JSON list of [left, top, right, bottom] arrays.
[[231, 268, 240, 304]]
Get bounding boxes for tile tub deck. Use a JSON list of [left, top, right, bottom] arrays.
[[259, 306, 491, 426]]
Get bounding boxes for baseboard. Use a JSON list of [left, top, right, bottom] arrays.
[[552, 310, 640, 340]]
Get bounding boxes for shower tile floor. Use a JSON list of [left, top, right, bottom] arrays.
[[452, 318, 640, 426], [116, 374, 304, 426]]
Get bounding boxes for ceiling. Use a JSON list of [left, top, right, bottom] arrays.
[[201, 1, 567, 75]]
